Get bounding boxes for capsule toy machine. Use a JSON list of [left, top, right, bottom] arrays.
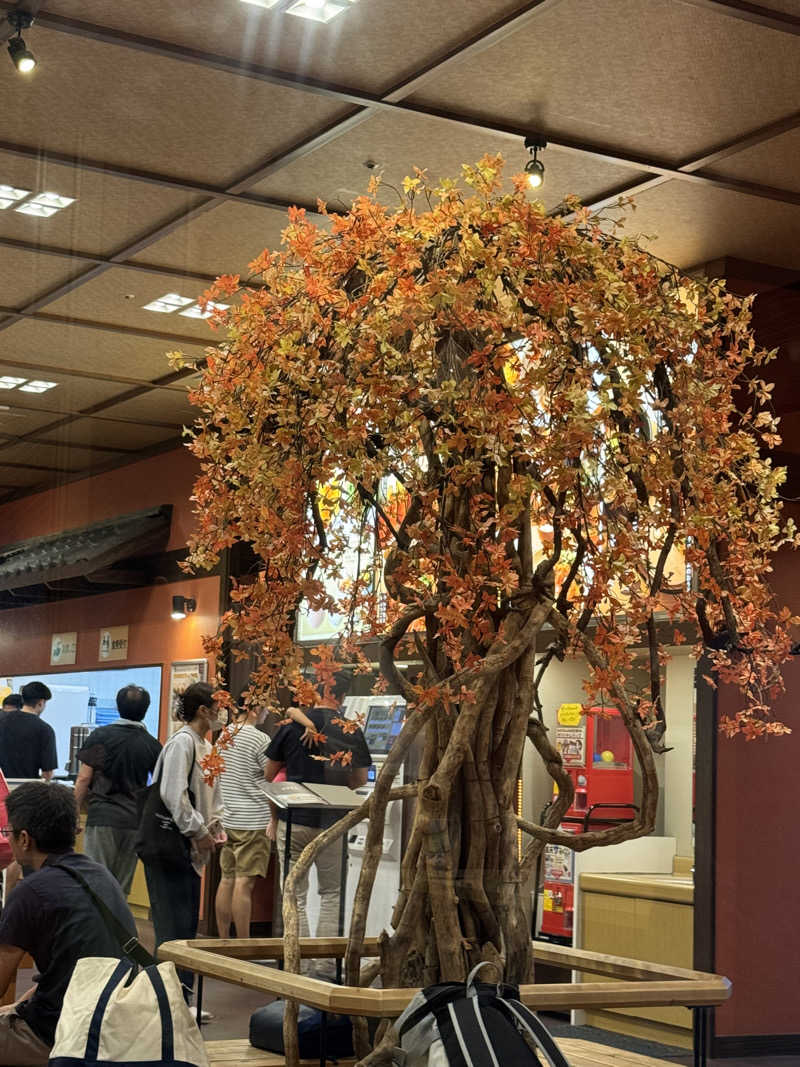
[[539, 702, 634, 941]]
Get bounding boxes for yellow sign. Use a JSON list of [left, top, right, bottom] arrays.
[[99, 625, 128, 662], [557, 702, 583, 727], [50, 631, 77, 666]]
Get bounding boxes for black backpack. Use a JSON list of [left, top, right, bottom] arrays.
[[393, 964, 570, 1067]]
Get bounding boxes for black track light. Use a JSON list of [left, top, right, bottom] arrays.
[[7, 10, 36, 74], [524, 134, 547, 190], [171, 595, 197, 620]]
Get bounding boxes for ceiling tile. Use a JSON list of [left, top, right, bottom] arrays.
[[39, 267, 231, 341], [0, 466, 45, 488], [0, 149, 203, 259], [251, 108, 648, 213], [0, 245, 85, 308], [407, 0, 800, 165], [129, 203, 291, 277], [0, 367, 135, 413], [46, 419, 180, 453], [0, 27, 351, 187], [40, 0, 528, 96], [0, 441, 126, 473], [0, 320, 203, 382], [99, 389, 199, 427], [617, 179, 800, 271], [703, 127, 800, 196], [0, 406, 68, 437]]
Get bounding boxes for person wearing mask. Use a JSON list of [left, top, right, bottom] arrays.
[[1, 695, 22, 714], [265, 673, 371, 976], [73, 685, 162, 895], [215, 704, 316, 939], [0, 682, 57, 781], [139, 681, 225, 1004], [0, 782, 138, 1065]]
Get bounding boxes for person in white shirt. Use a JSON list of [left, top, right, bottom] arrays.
[[215, 704, 315, 938], [141, 682, 225, 1002]]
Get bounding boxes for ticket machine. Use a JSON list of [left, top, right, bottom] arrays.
[[539, 703, 635, 941], [342, 696, 407, 937]]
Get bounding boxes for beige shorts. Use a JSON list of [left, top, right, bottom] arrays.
[[220, 827, 271, 878]]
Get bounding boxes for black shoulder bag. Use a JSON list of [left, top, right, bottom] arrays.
[[134, 736, 196, 868]]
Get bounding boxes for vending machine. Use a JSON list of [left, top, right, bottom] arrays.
[[539, 702, 635, 941]]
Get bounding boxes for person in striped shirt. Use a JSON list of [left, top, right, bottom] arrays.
[[215, 703, 314, 938]]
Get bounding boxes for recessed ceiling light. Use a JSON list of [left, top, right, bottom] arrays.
[[0, 377, 27, 390], [30, 192, 76, 210], [179, 301, 230, 320], [286, 0, 356, 23], [19, 380, 58, 393], [240, 0, 281, 7], [142, 292, 195, 313], [0, 185, 31, 210], [15, 201, 58, 218]]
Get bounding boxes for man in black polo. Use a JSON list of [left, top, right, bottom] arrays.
[[74, 684, 162, 895], [0, 782, 138, 1064], [0, 682, 58, 781], [265, 673, 371, 975], [1, 695, 22, 714]]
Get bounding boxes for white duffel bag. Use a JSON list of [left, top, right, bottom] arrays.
[[49, 957, 209, 1066]]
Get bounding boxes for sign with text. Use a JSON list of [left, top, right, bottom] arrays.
[[99, 625, 129, 662], [50, 632, 77, 666]]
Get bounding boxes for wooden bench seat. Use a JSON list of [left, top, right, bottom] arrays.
[[204, 1037, 675, 1066]]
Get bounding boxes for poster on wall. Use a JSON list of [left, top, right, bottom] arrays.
[[168, 659, 208, 735], [50, 632, 77, 666], [98, 626, 129, 662]]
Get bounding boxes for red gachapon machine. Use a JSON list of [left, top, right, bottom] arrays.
[[538, 702, 636, 942]]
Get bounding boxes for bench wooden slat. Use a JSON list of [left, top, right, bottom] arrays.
[[205, 1038, 674, 1067]]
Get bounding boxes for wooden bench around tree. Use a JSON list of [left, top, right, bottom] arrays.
[[204, 1037, 677, 1067], [158, 938, 728, 1066]]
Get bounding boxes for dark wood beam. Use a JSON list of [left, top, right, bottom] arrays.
[[678, 0, 800, 36]]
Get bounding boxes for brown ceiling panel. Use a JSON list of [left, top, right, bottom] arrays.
[[0, 368, 134, 414], [0, 245, 85, 307], [98, 389, 198, 428], [129, 203, 290, 277], [46, 419, 180, 453], [251, 108, 649, 214], [407, 0, 800, 165], [617, 180, 800, 271], [41, 268, 232, 341], [0, 441, 127, 473], [0, 465, 48, 487], [703, 127, 800, 195], [0, 28, 351, 188], [0, 149, 203, 258], [39, 0, 527, 96], [0, 320, 204, 383], [0, 406, 70, 437]]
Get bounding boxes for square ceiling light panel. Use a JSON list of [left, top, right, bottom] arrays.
[[241, 0, 282, 6], [0, 376, 27, 390], [14, 192, 76, 218], [0, 185, 31, 210], [178, 301, 230, 320], [287, 0, 358, 23], [18, 380, 58, 393], [142, 292, 194, 313]]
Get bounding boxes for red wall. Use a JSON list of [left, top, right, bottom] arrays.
[[0, 447, 200, 552], [0, 447, 221, 739], [714, 550, 800, 1038], [0, 577, 220, 742]]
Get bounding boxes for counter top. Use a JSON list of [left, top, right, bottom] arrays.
[[578, 872, 694, 904]]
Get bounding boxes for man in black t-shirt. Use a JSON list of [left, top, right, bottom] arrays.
[[0, 681, 58, 781], [266, 675, 371, 970], [74, 685, 162, 895], [0, 782, 137, 1064]]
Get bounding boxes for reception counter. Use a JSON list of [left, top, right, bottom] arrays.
[[578, 870, 694, 1049]]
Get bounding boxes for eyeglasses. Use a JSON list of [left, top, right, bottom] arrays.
[[0, 826, 16, 838]]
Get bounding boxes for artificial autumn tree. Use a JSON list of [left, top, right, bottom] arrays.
[[176, 157, 795, 1063]]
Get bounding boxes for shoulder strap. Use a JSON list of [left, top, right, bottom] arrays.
[[497, 999, 571, 1067], [53, 861, 157, 968]]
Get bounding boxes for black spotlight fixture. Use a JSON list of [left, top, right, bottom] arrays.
[[7, 10, 36, 74], [524, 134, 547, 190], [171, 595, 197, 621]]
